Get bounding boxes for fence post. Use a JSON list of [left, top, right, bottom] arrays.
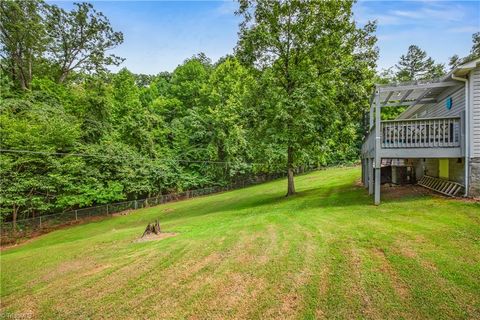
[[39, 216, 42, 228], [106, 204, 109, 215], [75, 210, 78, 221], [134, 200, 138, 210]]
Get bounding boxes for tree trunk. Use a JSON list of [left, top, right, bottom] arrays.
[[142, 220, 161, 237], [286, 146, 295, 196], [58, 72, 67, 84], [12, 204, 18, 234]]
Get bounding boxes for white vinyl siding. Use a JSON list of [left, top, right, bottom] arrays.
[[403, 84, 465, 119], [471, 67, 480, 157]]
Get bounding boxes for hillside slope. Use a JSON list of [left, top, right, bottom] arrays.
[[1, 167, 479, 319]]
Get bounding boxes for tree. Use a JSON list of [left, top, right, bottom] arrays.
[[448, 32, 480, 70], [0, 96, 82, 225], [111, 68, 159, 155], [45, 2, 124, 83], [448, 54, 461, 70], [203, 57, 255, 178], [236, 0, 377, 196], [0, 0, 47, 90], [395, 45, 445, 81], [168, 56, 211, 114], [471, 32, 480, 57]]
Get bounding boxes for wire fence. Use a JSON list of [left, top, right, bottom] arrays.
[[1, 172, 287, 242]]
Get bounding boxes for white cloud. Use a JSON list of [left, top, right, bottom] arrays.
[[355, 0, 469, 27], [448, 26, 479, 33], [391, 10, 424, 19], [354, 3, 402, 26]]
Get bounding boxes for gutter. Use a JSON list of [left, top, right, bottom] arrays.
[[451, 74, 469, 197]]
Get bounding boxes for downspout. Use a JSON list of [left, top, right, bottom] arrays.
[[451, 74, 469, 197]]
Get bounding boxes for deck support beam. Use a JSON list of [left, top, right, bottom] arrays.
[[361, 159, 365, 188], [364, 160, 368, 188], [368, 158, 374, 195], [374, 165, 381, 205], [374, 87, 382, 205]]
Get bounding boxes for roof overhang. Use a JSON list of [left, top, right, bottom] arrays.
[[369, 57, 479, 120], [452, 57, 480, 77], [372, 57, 480, 110], [374, 79, 461, 109]]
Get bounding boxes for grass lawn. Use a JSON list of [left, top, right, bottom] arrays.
[[1, 167, 479, 319]]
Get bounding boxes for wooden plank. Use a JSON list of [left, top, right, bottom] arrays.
[[378, 81, 459, 93]]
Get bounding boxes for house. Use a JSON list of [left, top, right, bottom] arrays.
[[361, 57, 480, 204]]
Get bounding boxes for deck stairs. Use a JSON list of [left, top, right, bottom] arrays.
[[417, 175, 464, 197]]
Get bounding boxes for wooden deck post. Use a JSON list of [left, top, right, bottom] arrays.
[[374, 87, 382, 205], [374, 165, 381, 205], [361, 159, 366, 188], [363, 159, 368, 188], [369, 104, 374, 129], [361, 159, 364, 186], [368, 158, 374, 195]]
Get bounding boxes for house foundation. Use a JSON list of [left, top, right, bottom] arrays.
[[470, 158, 480, 197]]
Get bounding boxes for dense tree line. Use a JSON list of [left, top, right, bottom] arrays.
[[0, 0, 379, 224]]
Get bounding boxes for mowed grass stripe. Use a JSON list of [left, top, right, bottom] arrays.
[[1, 167, 479, 319]]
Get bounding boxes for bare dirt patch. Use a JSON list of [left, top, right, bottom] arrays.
[[348, 248, 376, 318], [314, 265, 330, 319], [355, 179, 364, 187], [371, 248, 409, 299], [392, 239, 437, 271], [133, 232, 178, 243], [381, 184, 434, 200], [398, 246, 417, 259], [112, 209, 134, 216]]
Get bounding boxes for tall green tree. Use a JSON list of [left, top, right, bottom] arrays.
[[448, 54, 461, 70], [0, 96, 82, 225], [0, 0, 47, 90], [448, 32, 480, 70], [471, 32, 480, 57], [236, 0, 377, 196], [395, 45, 445, 81], [45, 2, 124, 83], [203, 57, 255, 178]]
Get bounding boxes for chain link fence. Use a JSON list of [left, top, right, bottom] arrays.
[[1, 172, 288, 242]]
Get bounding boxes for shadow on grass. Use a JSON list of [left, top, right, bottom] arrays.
[[97, 181, 437, 227], [3, 179, 440, 253]]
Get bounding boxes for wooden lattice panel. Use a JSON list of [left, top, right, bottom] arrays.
[[417, 175, 464, 197]]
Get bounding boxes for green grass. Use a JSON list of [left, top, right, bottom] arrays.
[[1, 167, 479, 319]]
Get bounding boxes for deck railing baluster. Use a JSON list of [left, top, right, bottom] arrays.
[[442, 119, 445, 147], [373, 117, 461, 149]]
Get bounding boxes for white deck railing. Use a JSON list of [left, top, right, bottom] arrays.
[[381, 117, 460, 148]]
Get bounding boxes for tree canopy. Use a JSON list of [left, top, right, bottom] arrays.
[[3, 0, 471, 225], [395, 45, 445, 81], [235, 0, 377, 195]]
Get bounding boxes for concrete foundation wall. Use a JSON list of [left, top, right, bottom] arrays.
[[413, 159, 424, 181], [424, 159, 439, 178], [411, 158, 465, 185], [449, 158, 465, 185], [470, 158, 480, 197]]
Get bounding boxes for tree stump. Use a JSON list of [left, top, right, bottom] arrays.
[[142, 219, 161, 237]]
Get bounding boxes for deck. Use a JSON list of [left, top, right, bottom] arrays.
[[361, 116, 464, 159], [360, 78, 467, 204]]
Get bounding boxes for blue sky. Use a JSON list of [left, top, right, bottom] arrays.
[[52, 0, 479, 74]]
